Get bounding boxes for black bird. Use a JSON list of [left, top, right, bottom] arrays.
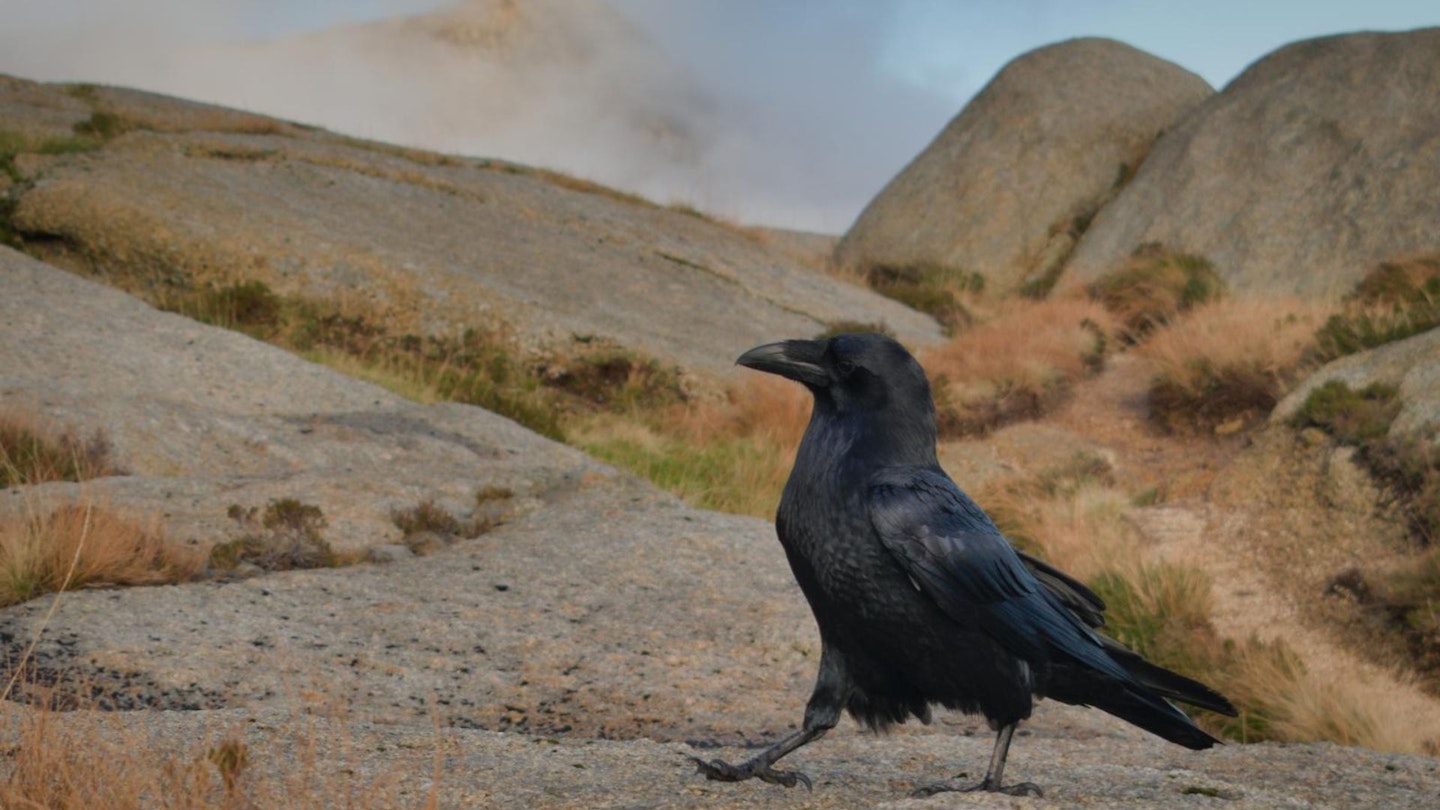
[[694, 333, 1235, 797]]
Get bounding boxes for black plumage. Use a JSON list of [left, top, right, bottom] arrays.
[[693, 333, 1236, 796]]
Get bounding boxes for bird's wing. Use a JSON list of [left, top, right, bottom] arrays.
[[868, 467, 1124, 674], [1016, 549, 1106, 628]]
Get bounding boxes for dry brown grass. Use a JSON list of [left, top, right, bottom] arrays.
[[921, 296, 1116, 436], [0, 409, 123, 488], [1220, 641, 1440, 753], [1136, 298, 1336, 433], [0, 500, 202, 607], [985, 476, 1134, 582], [0, 701, 429, 808], [977, 455, 1439, 750], [1, 706, 219, 809]]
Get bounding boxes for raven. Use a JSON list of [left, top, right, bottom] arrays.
[[694, 333, 1235, 797]]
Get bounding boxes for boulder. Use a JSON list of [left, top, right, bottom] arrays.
[[1065, 29, 1440, 297], [834, 38, 1211, 292]]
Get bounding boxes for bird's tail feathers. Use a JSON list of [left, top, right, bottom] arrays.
[[1099, 635, 1237, 716], [1095, 683, 1224, 750]]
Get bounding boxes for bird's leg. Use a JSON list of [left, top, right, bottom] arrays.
[[910, 722, 1043, 798], [693, 650, 843, 790], [691, 725, 828, 789]]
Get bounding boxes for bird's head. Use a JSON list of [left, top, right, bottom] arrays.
[[737, 332, 938, 457]]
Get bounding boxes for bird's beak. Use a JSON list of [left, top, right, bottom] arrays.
[[736, 340, 829, 387]]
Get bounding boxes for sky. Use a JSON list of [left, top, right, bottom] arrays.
[[1, 1, 1437, 233]]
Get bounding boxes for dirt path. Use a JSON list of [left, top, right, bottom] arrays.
[[1050, 352, 1440, 752]]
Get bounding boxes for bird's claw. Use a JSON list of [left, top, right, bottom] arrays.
[[690, 755, 812, 790], [910, 778, 1043, 798]]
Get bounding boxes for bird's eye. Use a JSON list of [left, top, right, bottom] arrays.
[[836, 359, 857, 378]]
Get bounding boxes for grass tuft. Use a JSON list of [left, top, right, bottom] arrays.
[[1089, 245, 1225, 341], [815, 320, 894, 340], [864, 263, 980, 334], [156, 280, 687, 442], [0, 411, 124, 488], [390, 492, 512, 554], [1139, 299, 1332, 435], [0, 502, 201, 606], [981, 458, 1395, 745], [0, 694, 421, 807], [209, 499, 336, 573], [1313, 256, 1440, 361]]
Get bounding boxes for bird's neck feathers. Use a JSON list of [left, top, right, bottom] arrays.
[[797, 400, 940, 471]]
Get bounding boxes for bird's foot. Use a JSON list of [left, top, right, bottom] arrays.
[[690, 755, 812, 790], [910, 776, 1043, 798]]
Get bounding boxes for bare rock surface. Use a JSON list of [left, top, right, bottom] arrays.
[[0, 248, 603, 551], [0, 76, 940, 378], [834, 38, 1211, 292], [1065, 29, 1440, 296], [5, 700, 1439, 809]]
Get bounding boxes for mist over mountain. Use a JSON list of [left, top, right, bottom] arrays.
[[0, 0, 955, 232]]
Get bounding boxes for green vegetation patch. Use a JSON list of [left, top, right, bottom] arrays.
[[1089, 245, 1224, 341], [1289, 380, 1400, 446], [864, 263, 979, 334], [579, 431, 787, 517], [1314, 256, 1440, 362], [814, 320, 894, 340], [156, 280, 686, 442], [0, 127, 102, 181]]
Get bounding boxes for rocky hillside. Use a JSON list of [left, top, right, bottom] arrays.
[[0, 75, 939, 380], [834, 38, 1212, 292], [1064, 28, 1440, 296], [839, 28, 1440, 299], [4, 237, 1439, 810]]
